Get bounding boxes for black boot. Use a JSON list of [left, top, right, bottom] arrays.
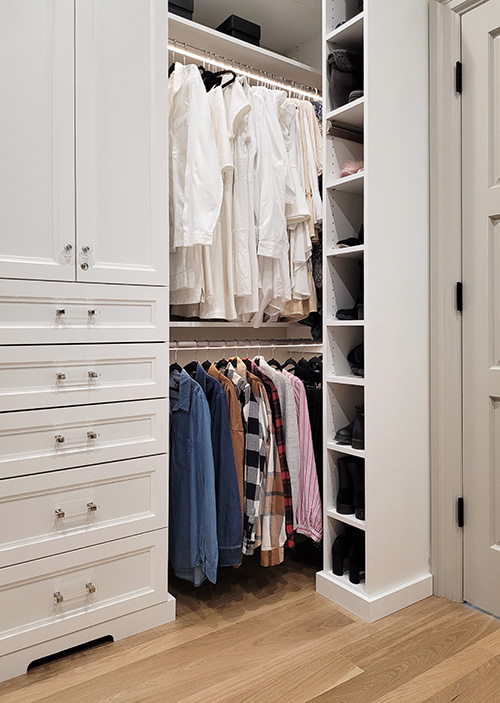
[[348, 528, 365, 584], [336, 260, 364, 320], [352, 406, 365, 450], [348, 458, 365, 520], [336, 456, 354, 514], [335, 420, 353, 445], [347, 343, 364, 377], [327, 50, 360, 110], [332, 532, 351, 576]]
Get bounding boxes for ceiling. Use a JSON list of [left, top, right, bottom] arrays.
[[192, 0, 322, 59]]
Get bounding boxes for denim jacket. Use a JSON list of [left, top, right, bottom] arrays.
[[169, 369, 218, 586]]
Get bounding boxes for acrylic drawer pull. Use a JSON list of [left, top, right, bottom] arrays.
[[87, 309, 98, 317], [53, 582, 97, 604], [56, 372, 66, 381], [55, 434, 65, 444], [55, 503, 99, 520], [87, 431, 98, 440], [55, 309, 66, 316], [88, 371, 99, 379]]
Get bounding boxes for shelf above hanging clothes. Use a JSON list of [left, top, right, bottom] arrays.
[[168, 13, 322, 89]]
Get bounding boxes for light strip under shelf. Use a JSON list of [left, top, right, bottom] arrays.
[[168, 43, 323, 102]]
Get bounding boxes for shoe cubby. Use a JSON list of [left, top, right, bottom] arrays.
[[326, 519, 366, 589], [325, 382, 364, 449], [325, 256, 363, 322], [325, 0, 363, 36], [325, 190, 363, 253], [318, 0, 431, 622], [325, 325, 364, 379], [325, 135, 364, 186], [326, 449, 365, 527]]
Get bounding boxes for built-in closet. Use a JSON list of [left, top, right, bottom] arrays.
[[0, 0, 433, 685]]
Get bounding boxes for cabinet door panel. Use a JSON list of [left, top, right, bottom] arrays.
[[0, 0, 75, 281], [76, 0, 168, 285]]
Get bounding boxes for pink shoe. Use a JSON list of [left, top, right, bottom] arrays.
[[339, 161, 364, 178]]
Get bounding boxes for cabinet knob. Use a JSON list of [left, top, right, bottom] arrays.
[[87, 309, 98, 317], [56, 309, 66, 316], [87, 502, 98, 513], [81, 245, 93, 255], [54, 508, 66, 519], [63, 243, 73, 253], [55, 434, 65, 444], [87, 431, 98, 440], [86, 582, 96, 595], [80, 262, 89, 271], [53, 591, 64, 604], [56, 372, 66, 381], [88, 370, 99, 379]]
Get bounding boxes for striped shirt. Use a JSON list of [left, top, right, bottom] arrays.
[[284, 370, 322, 542]]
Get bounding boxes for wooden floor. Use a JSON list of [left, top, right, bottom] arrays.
[[1, 556, 500, 702]]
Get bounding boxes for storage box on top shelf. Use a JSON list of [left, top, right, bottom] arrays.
[[168, 0, 193, 20], [216, 15, 261, 46]]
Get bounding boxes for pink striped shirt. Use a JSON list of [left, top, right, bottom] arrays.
[[283, 369, 322, 542]]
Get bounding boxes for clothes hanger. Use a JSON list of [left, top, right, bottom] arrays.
[[169, 342, 182, 373], [282, 341, 298, 371], [267, 341, 283, 371], [216, 339, 228, 371]]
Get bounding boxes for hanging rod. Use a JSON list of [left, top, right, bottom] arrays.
[[168, 40, 322, 102], [170, 338, 323, 352]]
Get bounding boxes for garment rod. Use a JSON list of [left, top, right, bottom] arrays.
[[170, 339, 323, 352], [168, 40, 322, 102]]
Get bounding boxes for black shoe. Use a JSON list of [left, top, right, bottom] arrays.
[[335, 421, 354, 445], [337, 224, 364, 249], [348, 458, 365, 520], [348, 529, 365, 584], [336, 260, 364, 320], [352, 406, 365, 450], [347, 343, 364, 377], [349, 90, 364, 102], [332, 533, 351, 576], [336, 456, 354, 514]]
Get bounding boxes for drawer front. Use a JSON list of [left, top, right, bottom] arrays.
[[0, 530, 168, 656], [0, 279, 168, 344], [0, 456, 168, 568], [0, 344, 168, 412], [0, 399, 167, 479]]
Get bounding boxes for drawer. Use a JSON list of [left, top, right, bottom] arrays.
[[0, 279, 168, 345], [0, 344, 168, 412], [0, 399, 167, 479], [0, 456, 168, 568], [0, 530, 168, 656]]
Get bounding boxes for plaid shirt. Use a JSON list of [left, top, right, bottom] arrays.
[[244, 360, 295, 548], [232, 359, 286, 566], [225, 365, 265, 556]]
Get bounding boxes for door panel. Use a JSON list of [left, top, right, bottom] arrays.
[[0, 0, 75, 281], [462, 0, 500, 616], [75, 0, 168, 285]]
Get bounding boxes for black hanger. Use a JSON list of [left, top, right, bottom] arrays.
[[198, 65, 236, 92], [201, 360, 212, 372], [267, 357, 283, 371], [282, 347, 298, 371], [170, 361, 182, 372], [168, 62, 176, 77], [183, 360, 198, 378]]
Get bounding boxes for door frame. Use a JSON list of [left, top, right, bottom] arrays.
[[430, 0, 491, 601]]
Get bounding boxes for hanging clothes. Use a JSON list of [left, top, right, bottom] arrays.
[[169, 368, 218, 586]]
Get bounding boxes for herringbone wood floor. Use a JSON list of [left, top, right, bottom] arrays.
[[1, 555, 499, 703]]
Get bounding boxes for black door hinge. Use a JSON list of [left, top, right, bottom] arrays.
[[456, 282, 463, 312], [456, 61, 462, 93], [458, 497, 464, 528]]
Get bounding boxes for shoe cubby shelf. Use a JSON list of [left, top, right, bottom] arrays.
[[327, 172, 364, 194], [327, 509, 366, 531], [327, 441, 365, 459], [327, 245, 364, 259], [326, 375, 365, 387], [325, 11, 364, 49], [326, 97, 364, 130], [319, 0, 432, 622], [326, 320, 364, 327]]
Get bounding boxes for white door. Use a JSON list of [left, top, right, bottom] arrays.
[[75, 0, 168, 286], [463, 0, 500, 616], [0, 0, 75, 281]]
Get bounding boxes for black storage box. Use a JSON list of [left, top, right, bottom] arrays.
[[169, 0, 193, 21], [216, 15, 261, 46]]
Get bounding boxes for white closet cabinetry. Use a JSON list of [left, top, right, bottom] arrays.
[[0, 0, 173, 684], [0, 0, 167, 286]]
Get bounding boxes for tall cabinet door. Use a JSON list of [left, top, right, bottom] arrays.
[[0, 0, 75, 282], [75, 0, 168, 286]]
